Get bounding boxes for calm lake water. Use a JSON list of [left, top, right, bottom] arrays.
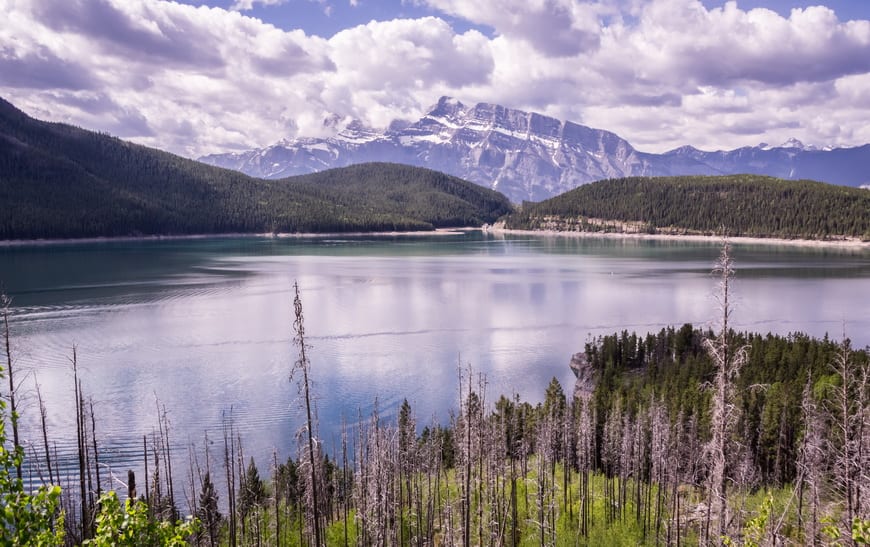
[[2, 231, 869, 496]]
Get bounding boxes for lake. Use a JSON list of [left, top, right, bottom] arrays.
[[2, 231, 869, 498]]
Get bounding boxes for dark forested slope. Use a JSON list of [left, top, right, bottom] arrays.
[[502, 175, 870, 240], [0, 98, 512, 239]]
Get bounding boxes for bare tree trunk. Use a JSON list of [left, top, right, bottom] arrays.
[[703, 241, 746, 543], [2, 294, 22, 481], [224, 411, 237, 547], [341, 417, 349, 547], [461, 367, 471, 547], [185, 443, 199, 530], [291, 281, 322, 546], [72, 347, 91, 540], [82, 383, 95, 528], [144, 435, 150, 506], [236, 434, 246, 543], [90, 398, 102, 499], [826, 331, 869, 541], [476, 373, 486, 547], [273, 451, 281, 547], [35, 380, 55, 485], [156, 401, 176, 519]]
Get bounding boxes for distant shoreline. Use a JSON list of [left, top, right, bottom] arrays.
[[0, 228, 469, 248], [489, 227, 870, 249], [3, 227, 868, 249]]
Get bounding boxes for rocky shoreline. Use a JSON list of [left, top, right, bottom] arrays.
[[491, 226, 870, 249]]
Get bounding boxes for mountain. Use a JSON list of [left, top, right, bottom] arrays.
[[200, 97, 870, 203], [500, 175, 870, 240], [0, 97, 512, 240]]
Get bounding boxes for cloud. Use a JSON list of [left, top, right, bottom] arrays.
[[599, 1, 870, 88], [0, 0, 335, 155], [421, 0, 603, 56], [0, 0, 868, 158], [231, 0, 288, 10], [30, 0, 225, 68], [0, 46, 96, 90], [616, 92, 682, 107], [834, 73, 870, 109], [329, 18, 492, 89]]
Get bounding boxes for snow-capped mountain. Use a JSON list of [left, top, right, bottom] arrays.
[[200, 97, 870, 202]]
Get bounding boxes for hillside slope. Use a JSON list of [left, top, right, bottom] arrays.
[[500, 175, 870, 240], [0, 98, 511, 239]]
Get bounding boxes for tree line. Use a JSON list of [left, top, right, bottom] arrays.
[[502, 175, 870, 240]]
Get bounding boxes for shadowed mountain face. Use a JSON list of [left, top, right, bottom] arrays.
[[200, 97, 870, 203]]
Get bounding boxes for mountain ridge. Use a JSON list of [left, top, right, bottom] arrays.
[[0, 97, 512, 239], [200, 97, 870, 203]]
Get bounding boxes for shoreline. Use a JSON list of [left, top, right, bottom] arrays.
[[3, 227, 868, 250], [0, 228, 469, 248], [489, 227, 870, 249]]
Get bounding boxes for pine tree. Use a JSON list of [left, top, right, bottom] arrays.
[[196, 472, 221, 547], [239, 457, 266, 517]]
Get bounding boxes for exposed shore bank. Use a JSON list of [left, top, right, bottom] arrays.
[[4, 227, 869, 250], [489, 227, 870, 249]]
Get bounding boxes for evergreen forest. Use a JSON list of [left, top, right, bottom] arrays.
[[1, 245, 869, 546], [502, 175, 870, 240], [0, 98, 512, 239]]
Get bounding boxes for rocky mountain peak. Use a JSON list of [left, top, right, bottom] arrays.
[[337, 119, 378, 140], [779, 137, 817, 151], [198, 99, 870, 203], [425, 96, 468, 124], [667, 145, 702, 155]]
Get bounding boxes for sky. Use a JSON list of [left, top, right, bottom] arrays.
[[1, 0, 869, 158]]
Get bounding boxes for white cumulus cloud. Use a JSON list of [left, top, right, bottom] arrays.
[[421, 0, 605, 56], [0, 0, 868, 157]]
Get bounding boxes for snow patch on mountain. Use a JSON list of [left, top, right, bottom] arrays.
[[199, 98, 870, 203]]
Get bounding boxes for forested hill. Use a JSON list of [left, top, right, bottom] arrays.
[[501, 175, 870, 240], [0, 98, 512, 239]]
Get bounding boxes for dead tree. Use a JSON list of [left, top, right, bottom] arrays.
[[702, 241, 747, 543], [72, 346, 91, 540], [575, 395, 594, 539], [89, 399, 102, 499], [290, 281, 323, 546], [648, 398, 671, 544], [1, 293, 22, 481], [825, 332, 869, 539], [796, 373, 824, 545], [35, 380, 55, 485], [223, 410, 238, 546], [397, 399, 417, 545]]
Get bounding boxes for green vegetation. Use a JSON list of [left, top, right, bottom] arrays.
[[84, 492, 198, 547], [502, 175, 870, 240], [0, 382, 64, 545], [0, 98, 512, 239]]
